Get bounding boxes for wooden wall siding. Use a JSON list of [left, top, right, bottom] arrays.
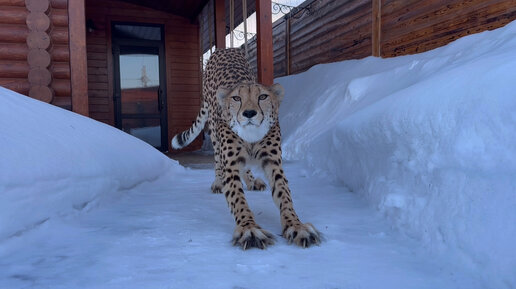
[[85, 0, 202, 151], [246, 0, 372, 78], [0, 0, 71, 108], [381, 0, 516, 57], [245, 0, 516, 78]]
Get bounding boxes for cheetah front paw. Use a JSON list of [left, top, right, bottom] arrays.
[[283, 223, 321, 248], [232, 225, 275, 250], [249, 178, 266, 191]]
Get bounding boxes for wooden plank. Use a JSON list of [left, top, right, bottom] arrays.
[[69, 0, 89, 116], [289, 7, 371, 59], [381, 1, 516, 56], [86, 74, 108, 83], [256, 0, 273, 85], [170, 76, 200, 85]]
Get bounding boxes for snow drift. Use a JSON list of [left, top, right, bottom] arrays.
[[278, 21, 516, 288], [0, 87, 180, 240]]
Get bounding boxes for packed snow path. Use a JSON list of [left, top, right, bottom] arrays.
[[0, 161, 481, 289]]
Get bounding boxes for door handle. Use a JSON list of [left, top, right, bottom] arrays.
[[158, 89, 164, 111]]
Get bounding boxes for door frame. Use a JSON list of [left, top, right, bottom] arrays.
[[111, 22, 168, 151]]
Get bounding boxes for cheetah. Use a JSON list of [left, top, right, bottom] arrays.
[[172, 48, 321, 249]]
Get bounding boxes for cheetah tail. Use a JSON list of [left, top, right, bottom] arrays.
[[171, 100, 209, 149]]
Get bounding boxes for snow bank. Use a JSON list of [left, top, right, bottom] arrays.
[[278, 21, 516, 288], [0, 87, 180, 240]]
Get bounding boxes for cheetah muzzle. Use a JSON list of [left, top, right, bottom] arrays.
[[171, 48, 322, 249]]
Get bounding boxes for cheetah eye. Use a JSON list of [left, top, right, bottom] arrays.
[[258, 94, 268, 100], [232, 96, 241, 101]]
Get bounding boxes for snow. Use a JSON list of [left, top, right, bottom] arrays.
[[279, 21, 516, 288], [0, 163, 481, 289], [0, 88, 178, 241], [1, 20, 516, 289]]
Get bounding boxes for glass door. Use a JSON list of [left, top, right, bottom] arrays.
[[112, 24, 167, 151]]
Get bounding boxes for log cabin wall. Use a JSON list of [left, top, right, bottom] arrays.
[[0, 0, 71, 108], [85, 0, 202, 151]]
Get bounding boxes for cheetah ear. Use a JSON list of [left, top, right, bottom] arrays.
[[216, 86, 232, 106], [271, 83, 284, 103]]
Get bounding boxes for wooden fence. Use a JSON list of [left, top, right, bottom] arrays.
[[245, 0, 516, 78]]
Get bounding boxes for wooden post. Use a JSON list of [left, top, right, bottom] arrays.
[[372, 0, 381, 57], [285, 17, 290, 76], [256, 0, 273, 85], [214, 0, 225, 49], [68, 0, 89, 116]]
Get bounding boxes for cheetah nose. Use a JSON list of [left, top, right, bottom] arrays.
[[242, 110, 257, 119]]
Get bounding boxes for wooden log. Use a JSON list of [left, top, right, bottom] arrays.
[[52, 78, 71, 96], [28, 67, 52, 86], [0, 0, 25, 6], [52, 62, 70, 79], [27, 49, 51, 68], [51, 0, 67, 9], [29, 85, 53, 103], [0, 61, 29, 78], [52, 96, 72, 109], [0, 78, 30, 94], [25, 0, 50, 13], [0, 24, 28, 43], [51, 27, 69, 44], [0, 6, 27, 24], [0, 43, 28, 60], [26, 31, 51, 49], [26, 12, 51, 32], [52, 45, 70, 61], [50, 8, 68, 27]]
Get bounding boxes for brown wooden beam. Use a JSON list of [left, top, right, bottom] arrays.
[[214, 0, 226, 49], [68, 0, 89, 116], [372, 0, 381, 57], [256, 0, 273, 85]]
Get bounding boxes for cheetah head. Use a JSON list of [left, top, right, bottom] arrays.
[[217, 82, 284, 143]]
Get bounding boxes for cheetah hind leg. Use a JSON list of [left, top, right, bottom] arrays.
[[242, 169, 266, 191]]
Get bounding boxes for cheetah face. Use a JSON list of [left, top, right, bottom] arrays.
[[217, 83, 284, 143]]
